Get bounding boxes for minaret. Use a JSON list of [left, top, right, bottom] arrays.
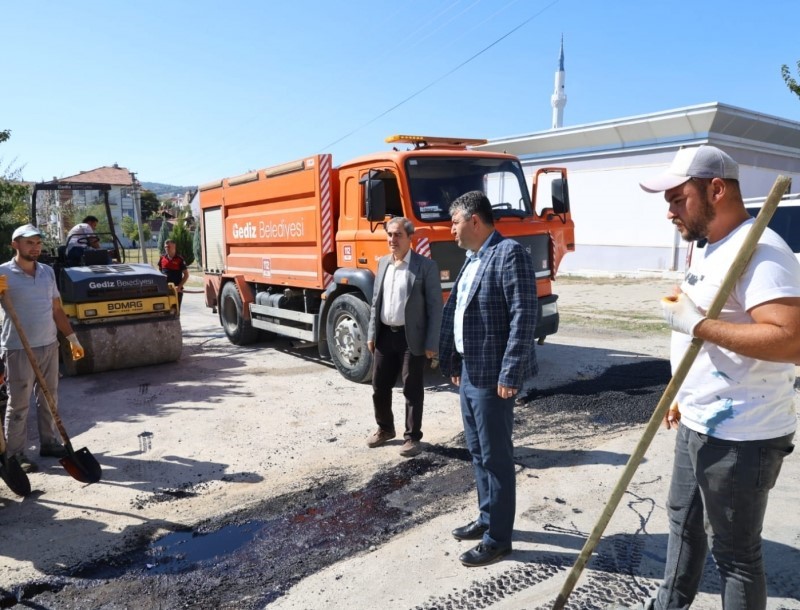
[[551, 35, 567, 129]]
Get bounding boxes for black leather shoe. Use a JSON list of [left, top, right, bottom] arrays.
[[459, 543, 512, 567], [451, 520, 488, 541]]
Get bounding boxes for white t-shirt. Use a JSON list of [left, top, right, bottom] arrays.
[[66, 223, 95, 253], [672, 218, 800, 441]]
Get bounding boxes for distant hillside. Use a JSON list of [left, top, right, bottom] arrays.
[[141, 182, 196, 197]]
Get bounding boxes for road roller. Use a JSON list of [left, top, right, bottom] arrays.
[[56, 263, 182, 375], [30, 180, 183, 375]]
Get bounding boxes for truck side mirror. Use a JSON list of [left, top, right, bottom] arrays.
[[361, 171, 387, 221], [551, 178, 570, 215]]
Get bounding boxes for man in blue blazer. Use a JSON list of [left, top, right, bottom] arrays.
[[439, 191, 538, 567], [367, 217, 442, 458]]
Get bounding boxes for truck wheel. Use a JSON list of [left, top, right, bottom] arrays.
[[220, 282, 259, 345], [326, 293, 373, 384]]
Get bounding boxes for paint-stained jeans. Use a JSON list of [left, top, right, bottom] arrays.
[[3, 342, 62, 457], [650, 424, 795, 610]]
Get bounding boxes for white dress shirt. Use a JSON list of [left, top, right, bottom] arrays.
[[380, 250, 411, 327]]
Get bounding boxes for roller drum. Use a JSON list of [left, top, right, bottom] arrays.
[[60, 318, 183, 376]]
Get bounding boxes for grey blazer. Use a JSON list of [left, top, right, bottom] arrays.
[[368, 250, 443, 356]]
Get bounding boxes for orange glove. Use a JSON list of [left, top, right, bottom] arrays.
[[66, 333, 85, 360], [0, 274, 8, 295]]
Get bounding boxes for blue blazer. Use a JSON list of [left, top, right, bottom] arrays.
[[439, 231, 538, 389], [368, 250, 443, 356]]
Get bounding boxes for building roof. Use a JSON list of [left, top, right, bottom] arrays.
[[479, 102, 800, 162], [57, 165, 133, 186]]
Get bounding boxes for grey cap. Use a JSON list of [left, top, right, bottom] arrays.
[[11, 224, 43, 240], [640, 145, 739, 193]]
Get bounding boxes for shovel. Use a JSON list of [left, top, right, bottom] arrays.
[[551, 174, 793, 609], [0, 418, 31, 496], [0, 295, 102, 484]]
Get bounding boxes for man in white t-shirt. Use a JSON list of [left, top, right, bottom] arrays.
[[610, 146, 800, 610], [65, 215, 102, 262]]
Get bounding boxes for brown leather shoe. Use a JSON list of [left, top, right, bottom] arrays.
[[366, 428, 396, 448], [399, 439, 421, 457]]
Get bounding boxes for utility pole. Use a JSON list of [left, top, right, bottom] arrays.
[[130, 171, 148, 264]]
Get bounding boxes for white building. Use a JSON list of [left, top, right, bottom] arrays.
[[35, 165, 137, 240], [479, 102, 800, 274]]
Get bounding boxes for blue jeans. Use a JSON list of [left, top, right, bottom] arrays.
[[459, 363, 515, 548], [652, 424, 795, 610]]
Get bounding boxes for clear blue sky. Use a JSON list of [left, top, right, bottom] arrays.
[[2, 0, 798, 187]]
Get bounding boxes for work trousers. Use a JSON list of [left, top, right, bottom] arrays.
[[3, 342, 62, 457], [651, 423, 795, 610], [371, 326, 425, 441], [459, 363, 515, 549]]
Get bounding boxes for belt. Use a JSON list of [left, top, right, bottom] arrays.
[[388, 325, 404, 332]]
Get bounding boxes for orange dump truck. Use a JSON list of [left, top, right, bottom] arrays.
[[199, 135, 575, 383]]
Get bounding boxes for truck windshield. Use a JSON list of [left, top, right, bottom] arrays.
[[405, 156, 532, 222]]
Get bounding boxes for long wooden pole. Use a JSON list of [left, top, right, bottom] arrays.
[[552, 174, 792, 609]]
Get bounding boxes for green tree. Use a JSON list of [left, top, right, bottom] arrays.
[[0, 130, 31, 261], [192, 224, 202, 267], [171, 217, 195, 267], [139, 190, 160, 219], [120, 215, 151, 244], [782, 61, 800, 99], [157, 216, 171, 255]]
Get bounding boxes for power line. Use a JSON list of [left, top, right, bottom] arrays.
[[317, 0, 561, 152]]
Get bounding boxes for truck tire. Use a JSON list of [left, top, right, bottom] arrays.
[[326, 293, 373, 384], [220, 282, 259, 345]]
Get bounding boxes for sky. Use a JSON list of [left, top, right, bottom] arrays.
[[2, 0, 799, 188]]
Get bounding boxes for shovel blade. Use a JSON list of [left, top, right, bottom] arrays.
[[0, 453, 32, 497], [60, 447, 102, 484]]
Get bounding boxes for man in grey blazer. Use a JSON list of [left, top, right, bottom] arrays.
[[367, 217, 442, 457]]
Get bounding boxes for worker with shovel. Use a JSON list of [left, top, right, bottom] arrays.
[[0, 224, 85, 474], [610, 147, 800, 609]]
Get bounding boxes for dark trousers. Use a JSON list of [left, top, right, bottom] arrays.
[[459, 363, 516, 548], [371, 326, 425, 441], [651, 424, 795, 610]]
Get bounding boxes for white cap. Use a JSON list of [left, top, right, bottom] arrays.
[[11, 224, 43, 240], [640, 146, 739, 193]]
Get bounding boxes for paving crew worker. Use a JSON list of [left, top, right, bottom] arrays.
[[65, 215, 100, 259], [158, 239, 190, 308], [0, 224, 85, 473], [366, 217, 442, 458], [439, 191, 538, 568], [609, 146, 800, 610]]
